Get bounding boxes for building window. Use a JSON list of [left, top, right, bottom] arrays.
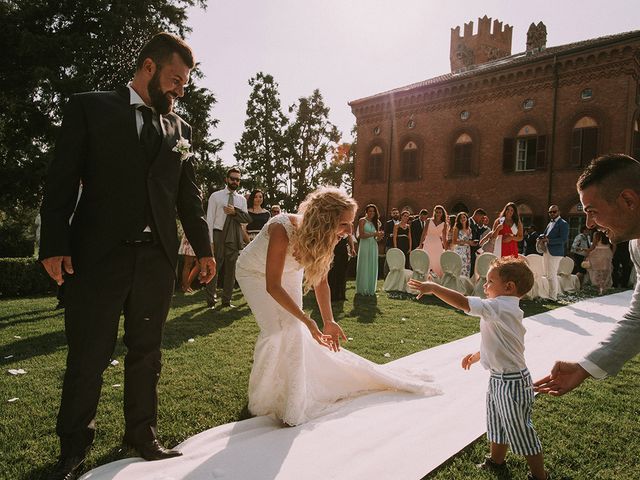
[[401, 141, 418, 179], [453, 133, 472, 174], [581, 88, 593, 100], [633, 119, 640, 161], [503, 125, 546, 172], [570, 116, 598, 167], [368, 146, 384, 181]]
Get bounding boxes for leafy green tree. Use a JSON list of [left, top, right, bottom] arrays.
[[0, 0, 221, 256], [234, 72, 288, 208], [284, 89, 341, 210]]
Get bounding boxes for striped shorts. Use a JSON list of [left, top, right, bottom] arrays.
[[486, 368, 542, 456]]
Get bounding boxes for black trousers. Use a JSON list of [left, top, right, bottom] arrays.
[[57, 243, 174, 456]]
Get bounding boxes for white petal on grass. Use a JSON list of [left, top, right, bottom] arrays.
[[8, 369, 26, 375], [4, 355, 13, 359], [13, 336, 21, 339], [187, 338, 195, 343], [112, 384, 121, 388], [8, 398, 19, 403], [110, 360, 119, 366], [383, 353, 391, 358], [347, 337, 353, 341]]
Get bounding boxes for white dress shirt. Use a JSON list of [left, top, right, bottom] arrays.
[[466, 296, 527, 373], [206, 187, 248, 241]]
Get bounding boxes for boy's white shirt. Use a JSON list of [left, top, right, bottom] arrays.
[[466, 295, 527, 373]]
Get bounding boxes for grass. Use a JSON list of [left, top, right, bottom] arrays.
[[1, 282, 639, 479]]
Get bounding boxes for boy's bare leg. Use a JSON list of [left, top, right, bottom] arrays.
[[490, 442, 508, 464], [525, 452, 546, 479]]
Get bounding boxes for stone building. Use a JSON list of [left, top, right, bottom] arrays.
[[349, 16, 640, 240]]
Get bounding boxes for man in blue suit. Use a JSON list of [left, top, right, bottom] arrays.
[[538, 205, 569, 300]]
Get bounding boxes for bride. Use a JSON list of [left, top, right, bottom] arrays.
[[236, 187, 440, 426]]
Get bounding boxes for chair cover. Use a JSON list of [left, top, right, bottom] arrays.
[[472, 252, 497, 298], [557, 256, 581, 293], [406, 250, 430, 295], [436, 251, 473, 295], [523, 254, 550, 299], [383, 248, 412, 292]]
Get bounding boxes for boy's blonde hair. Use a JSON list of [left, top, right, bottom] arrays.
[[490, 257, 534, 296]]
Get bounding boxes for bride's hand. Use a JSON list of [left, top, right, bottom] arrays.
[[323, 320, 347, 352], [303, 316, 332, 350]]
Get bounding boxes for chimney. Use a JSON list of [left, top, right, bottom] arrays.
[[450, 15, 513, 72], [526, 22, 547, 53]]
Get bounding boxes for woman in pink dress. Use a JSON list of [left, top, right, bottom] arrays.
[[490, 202, 523, 258], [419, 205, 448, 276], [586, 230, 614, 294]]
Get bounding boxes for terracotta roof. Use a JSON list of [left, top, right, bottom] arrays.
[[349, 29, 640, 106]]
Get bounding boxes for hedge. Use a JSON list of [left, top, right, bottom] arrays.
[[0, 257, 54, 297]]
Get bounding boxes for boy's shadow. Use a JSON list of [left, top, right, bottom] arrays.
[[349, 294, 381, 323]]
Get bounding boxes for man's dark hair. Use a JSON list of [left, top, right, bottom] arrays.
[[419, 209, 429, 216], [226, 167, 241, 178], [577, 154, 640, 202], [473, 208, 487, 217], [136, 32, 195, 71]]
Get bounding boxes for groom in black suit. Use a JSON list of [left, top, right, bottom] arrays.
[[39, 33, 216, 480]]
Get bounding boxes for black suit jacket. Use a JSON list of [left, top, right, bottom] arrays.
[[411, 218, 425, 248], [39, 87, 212, 271], [384, 219, 396, 249]]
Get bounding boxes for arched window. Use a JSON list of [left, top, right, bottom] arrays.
[[516, 203, 533, 228], [502, 125, 546, 172], [570, 116, 598, 167], [453, 133, 472, 174], [633, 118, 640, 161], [368, 146, 383, 181], [401, 141, 419, 179], [567, 202, 587, 246], [451, 202, 469, 215]]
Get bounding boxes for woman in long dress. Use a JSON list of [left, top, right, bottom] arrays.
[[419, 205, 448, 277], [355, 204, 383, 295], [451, 212, 472, 277], [490, 202, 523, 258], [236, 188, 439, 426], [586, 230, 614, 295]]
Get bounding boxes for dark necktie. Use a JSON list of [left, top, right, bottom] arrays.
[[139, 106, 161, 162]]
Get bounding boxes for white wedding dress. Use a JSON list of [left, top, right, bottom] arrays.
[[236, 214, 441, 426]]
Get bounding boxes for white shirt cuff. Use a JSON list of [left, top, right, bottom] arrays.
[[466, 296, 483, 317], [578, 358, 608, 380]]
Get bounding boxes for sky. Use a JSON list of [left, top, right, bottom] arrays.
[[186, 0, 638, 165]]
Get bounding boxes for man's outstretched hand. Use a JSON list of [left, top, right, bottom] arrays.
[[533, 361, 591, 396]]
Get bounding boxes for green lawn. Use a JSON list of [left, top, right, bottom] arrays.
[[1, 282, 638, 479]]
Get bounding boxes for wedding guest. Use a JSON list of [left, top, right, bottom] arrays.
[[409, 257, 548, 480], [205, 167, 251, 309], [328, 233, 356, 302], [236, 187, 439, 426], [479, 215, 496, 254], [419, 205, 448, 277], [178, 234, 199, 293], [534, 154, 640, 400], [270, 204, 281, 216], [612, 240, 632, 288], [570, 226, 591, 286], [523, 225, 540, 256], [538, 205, 569, 301], [393, 210, 412, 268], [445, 214, 456, 250], [411, 209, 429, 250], [243, 189, 270, 243], [469, 208, 488, 275], [356, 204, 383, 295], [585, 231, 613, 295], [490, 202, 523, 258], [384, 207, 400, 251], [451, 212, 472, 277], [39, 33, 216, 479]]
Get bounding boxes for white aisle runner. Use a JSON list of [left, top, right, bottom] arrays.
[[81, 292, 631, 480]]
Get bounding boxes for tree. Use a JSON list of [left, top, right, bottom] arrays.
[[285, 89, 340, 210], [0, 0, 221, 256], [234, 72, 288, 208], [318, 124, 356, 194]]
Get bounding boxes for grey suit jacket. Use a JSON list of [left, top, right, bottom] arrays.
[[583, 239, 640, 376]]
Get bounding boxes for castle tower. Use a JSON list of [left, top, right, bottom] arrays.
[[450, 15, 513, 72]]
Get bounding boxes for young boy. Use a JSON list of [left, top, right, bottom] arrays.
[[408, 256, 549, 480]]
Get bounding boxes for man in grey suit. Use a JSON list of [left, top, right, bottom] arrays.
[[534, 154, 640, 396]]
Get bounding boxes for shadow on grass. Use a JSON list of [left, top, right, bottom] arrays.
[[349, 294, 381, 323]]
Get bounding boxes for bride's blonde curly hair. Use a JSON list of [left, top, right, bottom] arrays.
[[291, 187, 357, 292]]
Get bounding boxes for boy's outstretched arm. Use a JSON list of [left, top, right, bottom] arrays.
[[407, 279, 470, 312], [461, 351, 480, 370]]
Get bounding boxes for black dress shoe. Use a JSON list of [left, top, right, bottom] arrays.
[[220, 302, 236, 308], [126, 439, 182, 461], [50, 454, 85, 480]]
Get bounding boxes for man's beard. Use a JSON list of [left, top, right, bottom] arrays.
[[148, 70, 173, 114], [227, 181, 239, 191]]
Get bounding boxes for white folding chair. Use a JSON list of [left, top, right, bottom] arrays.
[[557, 256, 581, 293], [383, 248, 412, 292], [524, 254, 550, 299], [436, 251, 473, 295], [472, 252, 497, 298], [406, 249, 430, 294]]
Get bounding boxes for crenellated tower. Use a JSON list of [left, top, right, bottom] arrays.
[[450, 15, 512, 72]]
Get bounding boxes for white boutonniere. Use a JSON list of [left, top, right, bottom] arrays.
[[172, 137, 194, 161]]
